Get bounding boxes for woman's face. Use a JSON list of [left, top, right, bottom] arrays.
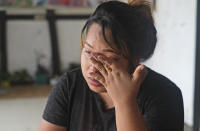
[[81, 23, 130, 93]]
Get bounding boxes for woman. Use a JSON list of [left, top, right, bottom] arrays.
[[39, 0, 184, 131]]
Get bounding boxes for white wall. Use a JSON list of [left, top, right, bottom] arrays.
[[7, 19, 85, 75], [7, 20, 51, 76], [57, 20, 85, 71], [144, 0, 197, 126]]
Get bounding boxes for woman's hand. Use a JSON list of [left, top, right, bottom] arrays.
[[89, 55, 148, 106]]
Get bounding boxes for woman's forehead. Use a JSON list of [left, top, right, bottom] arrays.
[[84, 41, 117, 55], [86, 24, 109, 39], [85, 23, 118, 51]]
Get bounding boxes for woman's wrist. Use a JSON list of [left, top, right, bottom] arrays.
[[114, 97, 138, 109]]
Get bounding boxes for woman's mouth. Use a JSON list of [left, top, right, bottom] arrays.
[[88, 77, 102, 87]]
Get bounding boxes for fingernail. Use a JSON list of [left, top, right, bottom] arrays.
[[140, 65, 145, 71], [98, 56, 103, 61]]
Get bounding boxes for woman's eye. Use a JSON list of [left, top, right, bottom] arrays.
[[85, 50, 91, 54], [113, 58, 120, 61]]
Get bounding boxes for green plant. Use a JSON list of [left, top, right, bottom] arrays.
[[0, 72, 11, 82], [0, 72, 12, 88], [11, 69, 34, 85]]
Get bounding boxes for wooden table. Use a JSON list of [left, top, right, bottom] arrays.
[[0, 85, 52, 99]]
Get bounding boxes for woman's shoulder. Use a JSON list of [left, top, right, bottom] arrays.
[[62, 66, 82, 76], [145, 67, 180, 88], [62, 66, 84, 83], [139, 67, 182, 98], [138, 67, 183, 115], [138, 67, 184, 129], [54, 67, 84, 92]]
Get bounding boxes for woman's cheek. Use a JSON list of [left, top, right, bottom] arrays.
[[81, 52, 90, 71]]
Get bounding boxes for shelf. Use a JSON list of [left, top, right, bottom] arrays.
[[0, 6, 95, 15]]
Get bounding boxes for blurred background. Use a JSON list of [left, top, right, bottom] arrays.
[[0, 0, 199, 131]]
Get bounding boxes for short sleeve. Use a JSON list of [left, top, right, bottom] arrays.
[[42, 73, 69, 127], [142, 84, 184, 131]]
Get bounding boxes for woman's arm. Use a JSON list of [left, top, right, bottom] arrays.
[[38, 119, 66, 131], [89, 55, 149, 131], [115, 99, 149, 131]]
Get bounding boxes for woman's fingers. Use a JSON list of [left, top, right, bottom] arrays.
[[90, 71, 106, 86], [132, 65, 148, 86], [96, 55, 119, 73], [97, 55, 112, 66], [96, 55, 124, 73], [90, 57, 108, 76]]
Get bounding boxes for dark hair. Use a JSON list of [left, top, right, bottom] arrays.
[[81, 0, 157, 62]]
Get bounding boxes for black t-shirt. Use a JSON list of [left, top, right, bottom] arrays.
[[42, 67, 184, 131]]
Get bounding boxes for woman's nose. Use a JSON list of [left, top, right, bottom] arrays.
[[88, 52, 104, 73], [90, 64, 98, 73]]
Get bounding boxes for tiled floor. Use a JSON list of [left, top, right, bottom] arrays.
[[0, 97, 47, 131], [184, 124, 192, 131]]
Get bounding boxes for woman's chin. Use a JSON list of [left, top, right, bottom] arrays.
[[87, 81, 107, 93]]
